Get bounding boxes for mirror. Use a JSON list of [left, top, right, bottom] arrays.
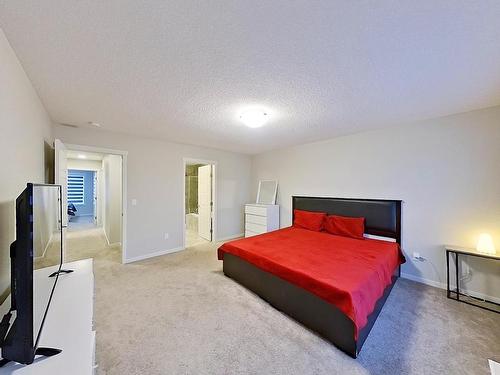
[[256, 180, 278, 205]]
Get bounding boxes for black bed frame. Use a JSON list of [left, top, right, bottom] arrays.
[[223, 196, 402, 358]]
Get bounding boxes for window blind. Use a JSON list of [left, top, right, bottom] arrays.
[[68, 173, 85, 204]]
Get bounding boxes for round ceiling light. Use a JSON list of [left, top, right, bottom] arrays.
[[239, 110, 269, 128]]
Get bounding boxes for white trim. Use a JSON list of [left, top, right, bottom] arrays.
[[401, 272, 500, 305], [124, 246, 185, 263], [63, 142, 128, 264], [102, 225, 110, 245], [102, 228, 121, 247], [182, 158, 218, 250], [216, 233, 244, 242], [35, 232, 55, 260], [64, 143, 129, 156]]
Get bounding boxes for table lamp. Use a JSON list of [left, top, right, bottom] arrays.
[[476, 233, 496, 255]]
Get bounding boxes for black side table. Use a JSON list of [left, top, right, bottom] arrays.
[[445, 245, 500, 313]]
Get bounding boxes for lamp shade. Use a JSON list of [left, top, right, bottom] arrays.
[[476, 233, 496, 254]]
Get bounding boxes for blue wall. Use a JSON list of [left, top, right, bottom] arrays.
[[68, 169, 95, 217]]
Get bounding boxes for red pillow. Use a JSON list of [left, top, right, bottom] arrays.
[[324, 215, 365, 239], [293, 209, 326, 232]]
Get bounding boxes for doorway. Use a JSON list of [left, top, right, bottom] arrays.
[[64, 150, 105, 234], [55, 140, 127, 263], [67, 169, 97, 230], [184, 159, 216, 248]]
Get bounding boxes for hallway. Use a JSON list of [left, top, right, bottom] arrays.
[[65, 228, 120, 263], [34, 227, 120, 269], [68, 215, 97, 232]]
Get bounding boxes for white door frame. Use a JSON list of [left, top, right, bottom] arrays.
[[65, 143, 128, 264], [182, 158, 217, 249]]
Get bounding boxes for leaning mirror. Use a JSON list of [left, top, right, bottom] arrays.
[[256, 180, 278, 205]]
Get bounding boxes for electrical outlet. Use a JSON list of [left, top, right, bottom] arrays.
[[164, 233, 169, 240]]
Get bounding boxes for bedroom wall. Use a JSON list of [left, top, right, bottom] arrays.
[[53, 125, 252, 261], [0, 28, 53, 303], [251, 105, 500, 301]]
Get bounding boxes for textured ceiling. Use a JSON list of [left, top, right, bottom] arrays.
[[1, 1, 500, 154]]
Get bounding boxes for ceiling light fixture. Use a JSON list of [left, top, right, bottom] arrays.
[[240, 110, 269, 128], [77, 154, 87, 159]]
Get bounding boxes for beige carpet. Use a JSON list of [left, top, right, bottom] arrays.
[[34, 227, 120, 269], [66, 229, 500, 374]]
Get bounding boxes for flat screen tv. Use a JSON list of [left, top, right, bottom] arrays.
[[0, 183, 65, 366]]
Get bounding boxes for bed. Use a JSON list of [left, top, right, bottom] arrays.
[[218, 196, 403, 358]]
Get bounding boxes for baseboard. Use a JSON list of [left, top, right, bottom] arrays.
[[42, 232, 54, 258], [401, 272, 500, 305], [103, 230, 111, 246], [35, 232, 55, 260], [216, 233, 244, 242], [124, 246, 185, 263]]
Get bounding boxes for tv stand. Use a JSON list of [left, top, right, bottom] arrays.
[[0, 259, 95, 374], [35, 347, 62, 357], [0, 348, 61, 368], [48, 269, 74, 278]]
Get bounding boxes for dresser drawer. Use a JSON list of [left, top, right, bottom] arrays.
[[246, 222, 266, 234], [245, 205, 267, 216], [245, 230, 259, 238], [245, 214, 267, 226]]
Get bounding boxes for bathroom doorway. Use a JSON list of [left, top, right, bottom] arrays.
[[183, 159, 216, 248]]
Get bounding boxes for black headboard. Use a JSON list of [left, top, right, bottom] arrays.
[[292, 196, 402, 244]]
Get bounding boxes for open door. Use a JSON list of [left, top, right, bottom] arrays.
[[197, 165, 212, 241], [54, 139, 68, 259], [93, 171, 98, 225]]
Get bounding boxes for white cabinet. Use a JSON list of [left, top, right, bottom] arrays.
[[0, 259, 95, 375], [244, 204, 279, 238]]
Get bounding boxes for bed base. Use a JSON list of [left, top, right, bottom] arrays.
[[223, 253, 398, 358]]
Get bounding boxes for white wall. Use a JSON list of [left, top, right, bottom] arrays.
[[0, 29, 53, 301], [251, 106, 500, 301], [102, 154, 122, 245], [53, 125, 252, 261]]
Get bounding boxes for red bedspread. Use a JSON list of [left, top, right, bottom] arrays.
[[218, 227, 405, 339]]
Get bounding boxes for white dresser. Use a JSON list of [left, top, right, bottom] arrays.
[[244, 204, 280, 238]]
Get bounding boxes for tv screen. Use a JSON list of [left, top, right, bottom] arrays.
[[32, 184, 63, 346], [0, 183, 63, 366]]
